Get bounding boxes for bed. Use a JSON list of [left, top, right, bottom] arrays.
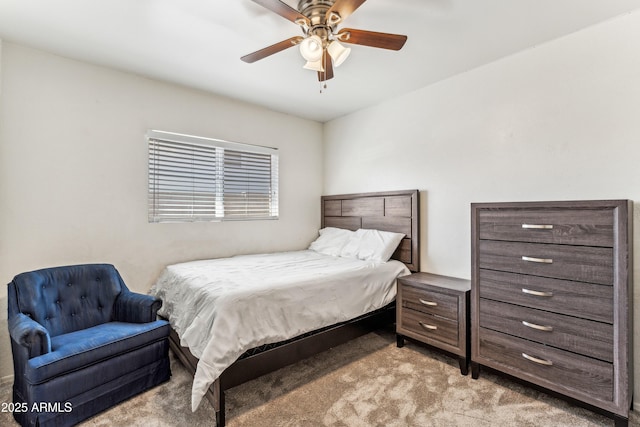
[[151, 189, 420, 426]]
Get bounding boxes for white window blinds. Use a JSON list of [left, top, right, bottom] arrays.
[[148, 130, 278, 223]]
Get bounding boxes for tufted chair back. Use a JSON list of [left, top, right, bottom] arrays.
[[10, 264, 125, 337]]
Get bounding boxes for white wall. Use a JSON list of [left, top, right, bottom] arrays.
[[0, 42, 324, 379], [324, 9, 640, 407]]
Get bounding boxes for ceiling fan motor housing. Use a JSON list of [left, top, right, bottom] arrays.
[[298, 0, 335, 27]]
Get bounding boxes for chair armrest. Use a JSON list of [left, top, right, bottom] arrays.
[[8, 313, 51, 358], [114, 291, 162, 323]]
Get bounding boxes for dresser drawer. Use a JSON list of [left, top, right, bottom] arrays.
[[401, 284, 458, 320], [478, 270, 613, 323], [478, 240, 613, 285], [478, 208, 614, 246], [479, 299, 613, 362], [399, 309, 458, 347], [478, 328, 613, 402]]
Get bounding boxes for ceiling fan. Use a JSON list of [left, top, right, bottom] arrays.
[[241, 0, 408, 83]]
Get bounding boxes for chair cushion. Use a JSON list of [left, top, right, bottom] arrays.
[[25, 320, 169, 385]]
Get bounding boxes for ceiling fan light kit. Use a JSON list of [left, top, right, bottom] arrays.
[[242, 0, 407, 87], [327, 40, 350, 67], [303, 59, 325, 72], [299, 35, 324, 62]]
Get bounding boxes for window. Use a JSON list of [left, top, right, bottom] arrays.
[[147, 130, 278, 223]]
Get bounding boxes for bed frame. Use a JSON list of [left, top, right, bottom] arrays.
[[167, 189, 420, 426]]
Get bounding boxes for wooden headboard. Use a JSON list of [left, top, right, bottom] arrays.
[[321, 190, 420, 272]]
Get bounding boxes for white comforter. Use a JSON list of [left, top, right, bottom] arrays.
[[149, 250, 410, 410]]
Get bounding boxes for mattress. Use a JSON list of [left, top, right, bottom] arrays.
[[149, 249, 410, 410]]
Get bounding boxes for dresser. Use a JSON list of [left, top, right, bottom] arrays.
[[471, 200, 633, 426], [396, 272, 470, 375]]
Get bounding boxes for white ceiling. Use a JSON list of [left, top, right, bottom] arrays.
[[0, 0, 639, 122]]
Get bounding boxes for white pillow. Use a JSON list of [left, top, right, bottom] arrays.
[[308, 227, 354, 256], [340, 228, 405, 262]]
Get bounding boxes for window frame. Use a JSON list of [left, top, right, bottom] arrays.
[[147, 130, 279, 223]]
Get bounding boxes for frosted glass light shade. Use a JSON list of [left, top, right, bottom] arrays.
[[303, 59, 324, 72], [299, 35, 324, 62], [327, 40, 351, 67]]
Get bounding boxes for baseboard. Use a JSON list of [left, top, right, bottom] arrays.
[[0, 375, 14, 385]]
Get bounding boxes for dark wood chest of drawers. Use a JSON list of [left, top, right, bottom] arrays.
[[471, 200, 633, 426], [396, 272, 470, 375]]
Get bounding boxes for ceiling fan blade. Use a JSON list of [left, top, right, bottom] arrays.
[[318, 50, 334, 82], [241, 36, 304, 63], [325, 0, 367, 24], [336, 28, 407, 50], [251, 0, 310, 26]]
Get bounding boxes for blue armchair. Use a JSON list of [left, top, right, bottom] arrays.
[[7, 263, 171, 427]]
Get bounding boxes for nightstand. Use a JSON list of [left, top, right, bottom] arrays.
[[396, 272, 471, 375]]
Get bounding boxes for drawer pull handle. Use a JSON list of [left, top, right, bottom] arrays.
[[522, 321, 554, 332], [419, 298, 438, 307], [522, 353, 553, 366], [521, 288, 553, 297], [419, 322, 437, 331], [522, 224, 554, 230], [522, 256, 553, 264]]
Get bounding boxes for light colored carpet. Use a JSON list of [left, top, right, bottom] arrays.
[[1, 328, 638, 426]]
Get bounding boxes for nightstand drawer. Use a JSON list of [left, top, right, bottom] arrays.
[[478, 327, 613, 402], [478, 240, 613, 285], [478, 270, 613, 323], [479, 299, 613, 362], [401, 285, 458, 320], [478, 208, 614, 246], [400, 309, 458, 347]]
